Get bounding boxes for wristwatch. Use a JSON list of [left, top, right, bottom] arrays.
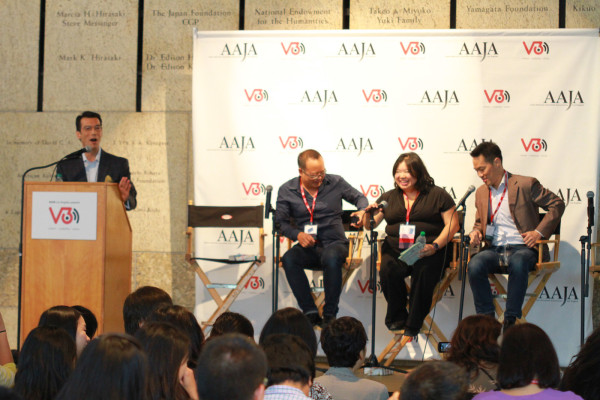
[[432, 242, 439, 252]]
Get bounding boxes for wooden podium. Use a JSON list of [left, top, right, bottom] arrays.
[[20, 182, 132, 343]]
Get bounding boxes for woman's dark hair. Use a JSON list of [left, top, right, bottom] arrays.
[[72, 305, 98, 339], [14, 327, 76, 400], [56, 334, 148, 400], [261, 334, 315, 386], [135, 322, 191, 400], [259, 308, 317, 357], [497, 323, 560, 389], [445, 315, 501, 376], [392, 152, 434, 192], [321, 316, 367, 368], [38, 306, 81, 342], [146, 304, 204, 368], [560, 326, 600, 399], [208, 312, 254, 340]]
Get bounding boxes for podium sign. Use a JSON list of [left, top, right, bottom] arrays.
[[31, 192, 98, 240]]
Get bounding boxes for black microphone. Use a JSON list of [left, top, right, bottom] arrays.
[[264, 185, 273, 218], [367, 200, 388, 213], [587, 191, 594, 228], [62, 146, 91, 160], [456, 185, 476, 210]]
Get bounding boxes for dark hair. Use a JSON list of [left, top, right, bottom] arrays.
[[297, 149, 322, 169], [14, 327, 76, 400], [470, 141, 503, 164], [196, 334, 267, 400], [123, 286, 172, 335], [72, 305, 98, 339], [400, 361, 469, 400], [135, 322, 191, 400], [321, 316, 367, 368], [146, 304, 204, 369], [261, 334, 315, 387], [75, 111, 102, 131], [0, 386, 23, 400], [259, 308, 317, 357], [497, 323, 560, 389], [445, 315, 501, 376], [392, 152, 434, 192], [56, 334, 148, 400], [560, 326, 600, 399], [208, 311, 254, 340], [38, 306, 81, 342]]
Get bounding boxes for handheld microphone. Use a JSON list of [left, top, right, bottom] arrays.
[[456, 185, 476, 210], [368, 200, 388, 213], [265, 185, 273, 218], [62, 146, 91, 160], [587, 191, 594, 228]]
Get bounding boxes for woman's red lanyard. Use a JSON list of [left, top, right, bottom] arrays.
[[489, 172, 508, 224], [300, 178, 318, 224], [404, 192, 419, 223]]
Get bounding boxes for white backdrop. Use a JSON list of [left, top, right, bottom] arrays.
[[192, 29, 600, 365]]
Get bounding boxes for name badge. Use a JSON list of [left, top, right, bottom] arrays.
[[485, 224, 497, 241], [399, 224, 416, 250], [304, 224, 318, 236]]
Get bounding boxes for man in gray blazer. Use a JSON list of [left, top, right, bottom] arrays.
[[468, 142, 564, 332]]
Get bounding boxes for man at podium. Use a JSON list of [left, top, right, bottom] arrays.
[[57, 111, 137, 210]]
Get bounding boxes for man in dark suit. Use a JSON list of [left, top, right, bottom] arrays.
[[57, 111, 137, 210], [467, 142, 564, 331]]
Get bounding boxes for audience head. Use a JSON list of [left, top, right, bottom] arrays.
[[560, 326, 600, 399], [123, 286, 172, 335], [72, 305, 98, 339], [195, 334, 267, 400], [497, 323, 560, 389], [392, 152, 434, 191], [38, 305, 89, 356], [321, 316, 366, 368], [259, 307, 317, 357], [445, 314, 501, 373], [56, 333, 148, 400], [14, 326, 76, 400], [208, 311, 254, 340], [400, 361, 469, 400], [147, 304, 204, 368], [0, 386, 23, 400], [135, 322, 192, 400], [261, 334, 315, 391]]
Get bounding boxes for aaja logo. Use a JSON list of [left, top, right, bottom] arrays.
[[521, 138, 547, 152], [441, 186, 458, 200], [279, 136, 304, 150], [219, 43, 257, 61], [360, 185, 385, 198], [281, 42, 305, 55], [418, 90, 459, 110], [484, 90, 510, 104], [398, 137, 423, 151], [523, 41, 549, 55], [300, 90, 338, 108], [556, 188, 582, 206], [49, 207, 79, 224], [336, 137, 373, 156], [400, 41, 425, 55], [218, 136, 255, 154], [244, 89, 268, 102], [538, 286, 578, 306], [242, 182, 267, 196], [337, 42, 376, 61], [216, 229, 255, 248], [458, 42, 498, 61], [244, 276, 265, 290], [362, 89, 387, 103], [449, 139, 490, 153], [543, 90, 583, 111]]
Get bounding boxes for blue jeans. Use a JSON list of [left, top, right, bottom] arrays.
[[468, 245, 537, 319], [281, 242, 348, 316]]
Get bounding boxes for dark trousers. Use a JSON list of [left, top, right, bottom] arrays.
[[379, 240, 448, 330], [281, 242, 348, 316]]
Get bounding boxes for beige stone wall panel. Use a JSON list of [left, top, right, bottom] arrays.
[[0, 2, 39, 111], [142, 0, 239, 112], [350, 0, 450, 29], [457, 0, 559, 28], [43, 0, 138, 111], [566, 0, 600, 28], [245, 0, 343, 30]]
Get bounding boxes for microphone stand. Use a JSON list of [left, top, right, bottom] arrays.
[[456, 206, 470, 322], [265, 200, 281, 312], [580, 207, 593, 346], [362, 211, 407, 375]]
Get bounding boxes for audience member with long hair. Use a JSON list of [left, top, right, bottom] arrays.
[[472, 323, 582, 399], [0, 311, 15, 388], [38, 306, 89, 357], [13, 327, 76, 400], [445, 315, 501, 395], [55, 333, 148, 400], [136, 322, 197, 400], [560, 326, 600, 400]]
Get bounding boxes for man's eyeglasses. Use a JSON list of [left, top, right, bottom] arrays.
[[81, 125, 103, 133], [302, 169, 326, 180]]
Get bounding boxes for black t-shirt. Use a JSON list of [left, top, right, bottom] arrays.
[[377, 186, 455, 251]]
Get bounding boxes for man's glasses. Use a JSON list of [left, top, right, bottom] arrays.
[[302, 169, 326, 180], [81, 125, 103, 132]]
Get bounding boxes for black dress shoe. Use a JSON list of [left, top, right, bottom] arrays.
[[305, 313, 323, 327], [503, 316, 516, 334], [322, 314, 336, 330], [386, 321, 405, 331], [403, 326, 420, 337]]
